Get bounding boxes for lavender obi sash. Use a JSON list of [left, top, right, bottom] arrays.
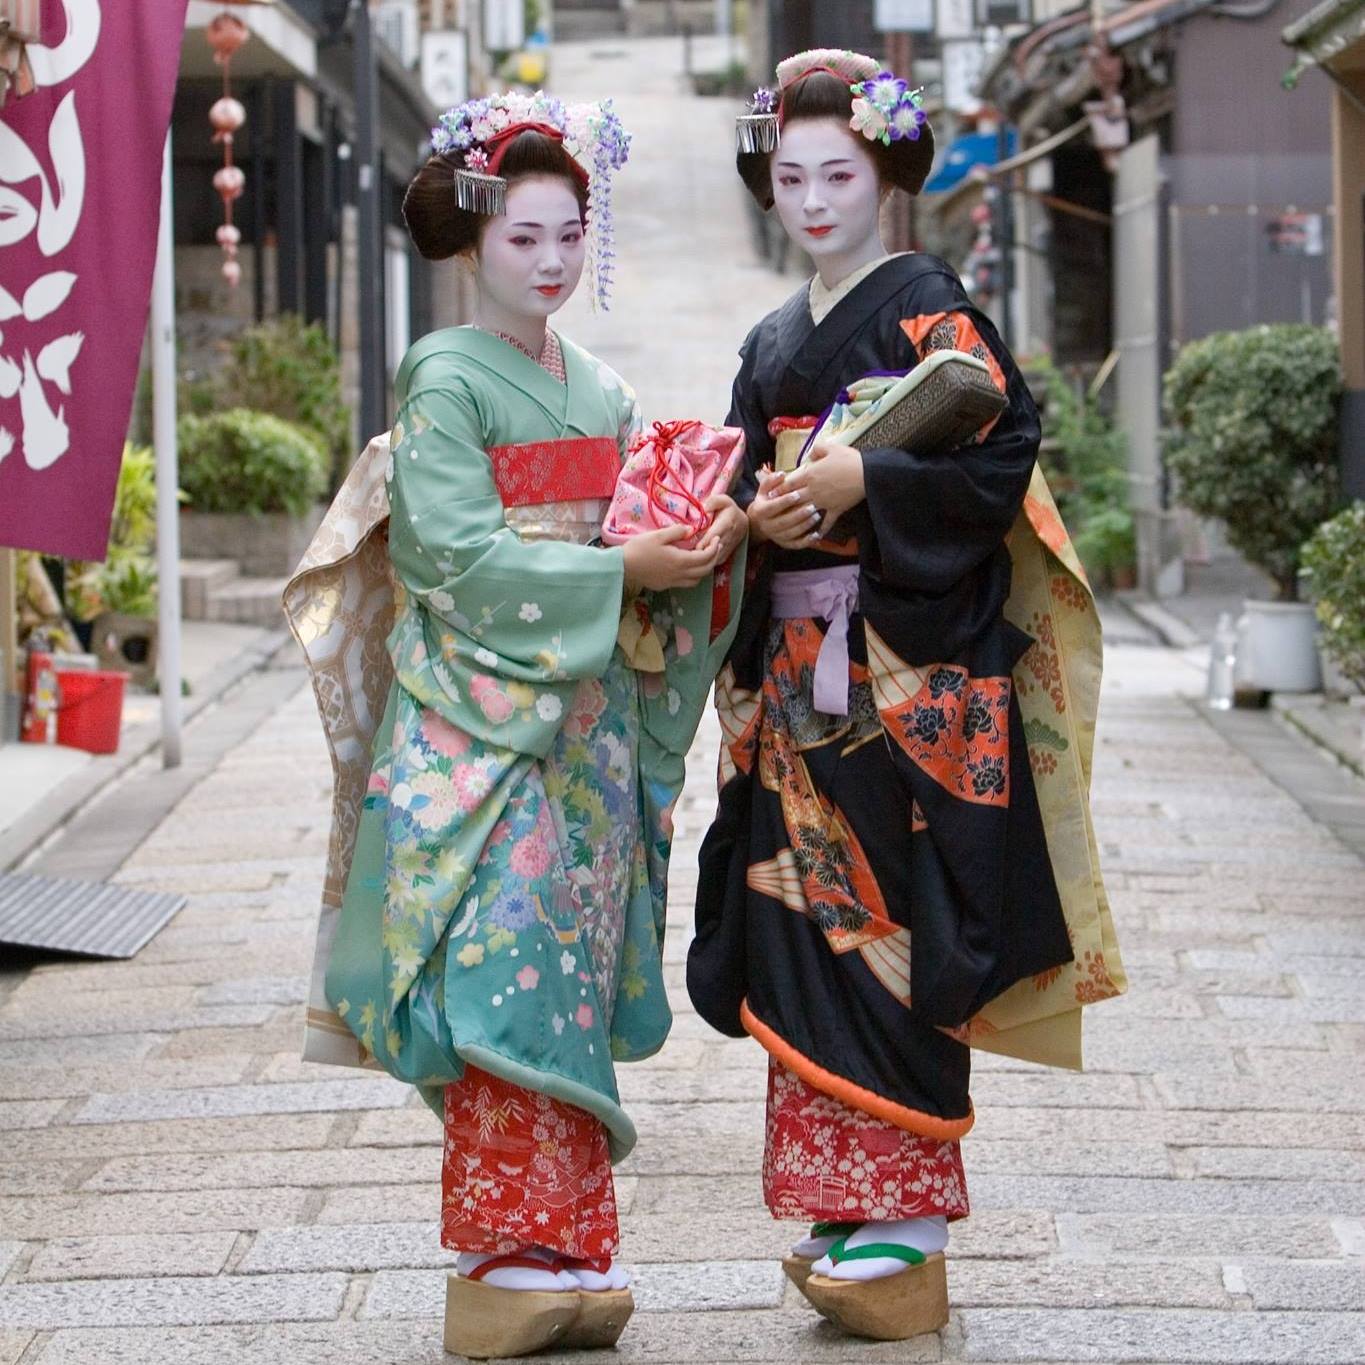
[[769, 564, 861, 716]]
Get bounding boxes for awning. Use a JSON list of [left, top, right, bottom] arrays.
[[929, 117, 1089, 217], [924, 129, 1019, 194]]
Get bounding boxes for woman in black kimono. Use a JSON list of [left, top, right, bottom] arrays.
[[688, 48, 1080, 1340]]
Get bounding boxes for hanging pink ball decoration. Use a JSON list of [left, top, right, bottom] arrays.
[[216, 224, 242, 247], [207, 14, 249, 64], [222, 259, 243, 287], [214, 165, 246, 201], [210, 96, 246, 144]]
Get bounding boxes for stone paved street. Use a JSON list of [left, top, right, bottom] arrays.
[[2, 36, 1364, 1365]]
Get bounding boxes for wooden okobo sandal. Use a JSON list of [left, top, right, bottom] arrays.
[[555, 1256, 635, 1350], [781, 1221, 858, 1295], [798, 1237, 949, 1341], [443, 1256, 580, 1359]]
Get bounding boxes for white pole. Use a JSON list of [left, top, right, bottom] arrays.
[[152, 131, 182, 769], [716, 0, 732, 40]]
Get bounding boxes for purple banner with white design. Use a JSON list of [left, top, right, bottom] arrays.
[[0, 0, 189, 559]]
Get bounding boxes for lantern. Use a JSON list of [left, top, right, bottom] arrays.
[[206, 2, 273, 288]]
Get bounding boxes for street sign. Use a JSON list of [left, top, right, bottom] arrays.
[[936, 0, 977, 41], [484, 0, 525, 51], [421, 30, 468, 112], [1266, 212, 1325, 256], [876, 0, 935, 32]]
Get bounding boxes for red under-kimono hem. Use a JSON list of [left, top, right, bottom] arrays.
[[441, 1066, 620, 1260], [763, 1060, 970, 1222]]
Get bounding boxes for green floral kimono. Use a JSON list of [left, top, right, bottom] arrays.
[[324, 327, 743, 1160]]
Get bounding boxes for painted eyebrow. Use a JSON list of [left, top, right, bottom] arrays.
[[507, 220, 584, 229], [774, 158, 856, 169]]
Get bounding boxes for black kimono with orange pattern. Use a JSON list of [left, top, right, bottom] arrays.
[[688, 253, 1073, 1139]]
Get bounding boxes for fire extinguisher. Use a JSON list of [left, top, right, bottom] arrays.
[[21, 651, 59, 745]]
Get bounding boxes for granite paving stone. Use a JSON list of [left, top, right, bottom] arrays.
[[0, 1099, 65, 1129], [0, 1114, 334, 1161], [0, 1271, 347, 1328], [1054, 1213, 1344, 1259], [951, 1258, 1230, 1309], [22, 1233, 238, 1282], [82, 1145, 437, 1193], [1235, 1261, 1365, 1311], [958, 1307, 1365, 1363], [0, 1332, 33, 1365], [0, 1189, 314, 1238], [72, 1077, 410, 1125]]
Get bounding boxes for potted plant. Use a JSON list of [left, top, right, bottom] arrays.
[[177, 408, 329, 577], [66, 443, 162, 688], [1033, 359, 1137, 590], [1302, 501, 1365, 700], [1164, 324, 1342, 692]]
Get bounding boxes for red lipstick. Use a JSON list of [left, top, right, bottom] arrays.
[[536, 285, 564, 297], [805, 226, 834, 238]]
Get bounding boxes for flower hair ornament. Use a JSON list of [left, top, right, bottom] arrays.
[[735, 49, 925, 153], [431, 90, 631, 310]]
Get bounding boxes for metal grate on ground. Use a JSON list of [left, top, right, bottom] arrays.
[[0, 871, 185, 958]]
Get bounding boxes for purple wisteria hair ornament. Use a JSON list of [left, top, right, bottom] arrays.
[[431, 90, 631, 310]]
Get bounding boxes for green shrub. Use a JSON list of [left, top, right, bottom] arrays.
[[1163, 324, 1342, 599], [1032, 359, 1135, 583], [216, 316, 352, 480], [1302, 501, 1365, 689], [178, 409, 327, 518]]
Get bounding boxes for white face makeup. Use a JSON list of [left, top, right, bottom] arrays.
[[476, 175, 587, 320], [770, 119, 885, 282]]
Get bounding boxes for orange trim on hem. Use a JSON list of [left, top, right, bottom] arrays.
[[740, 999, 975, 1142]]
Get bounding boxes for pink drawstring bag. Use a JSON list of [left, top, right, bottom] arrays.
[[601, 419, 746, 550]]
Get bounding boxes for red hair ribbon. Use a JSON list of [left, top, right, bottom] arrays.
[[484, 120, 590, 189], [776, 64, 855, 131], [630, 419, 711, 537]]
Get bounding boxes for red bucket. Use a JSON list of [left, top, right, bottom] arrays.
[[55, 668, 129, 755]]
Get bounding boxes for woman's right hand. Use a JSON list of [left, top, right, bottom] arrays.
[[747, 467, 823, 548], [622, 525, 722, 593]]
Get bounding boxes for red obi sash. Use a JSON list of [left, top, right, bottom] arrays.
[[486, 436, 620, 508]]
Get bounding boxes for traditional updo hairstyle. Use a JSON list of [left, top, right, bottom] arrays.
[[403, 129, 591, 261], [736, 71, 935, 211]]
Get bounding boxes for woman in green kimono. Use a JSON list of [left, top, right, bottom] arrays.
[[294, 92, 747, 1359]]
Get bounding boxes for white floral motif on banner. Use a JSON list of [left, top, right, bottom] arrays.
[[0, 0, 100, 471]]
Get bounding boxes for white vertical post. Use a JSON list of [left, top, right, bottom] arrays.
[[152, 131, 182, 769], [716, 0, 732, 40]]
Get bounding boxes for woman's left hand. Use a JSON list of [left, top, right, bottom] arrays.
[[700, 492, 749, 561], [782, 441, 865, 536]]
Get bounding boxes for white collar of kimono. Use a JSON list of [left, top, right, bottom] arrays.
[[807, 252, 907, 326]]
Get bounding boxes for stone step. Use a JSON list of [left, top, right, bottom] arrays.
[[179, 560, 241, 621], [205, 576, 289, 629]]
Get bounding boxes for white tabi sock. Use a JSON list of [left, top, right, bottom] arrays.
[[792, 1229, 843, 1259], [560, 1257, 631, 1292], [810, 1215, 950, 1282], [455, 1245, 578, 1291]]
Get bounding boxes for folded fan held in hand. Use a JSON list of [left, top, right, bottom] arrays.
[[602, 420, 746, 550], [786, 349, 1007, 471]]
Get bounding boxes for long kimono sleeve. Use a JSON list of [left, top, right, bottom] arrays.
[[859, 278, 1039, 597], [724, 327, 774, 513], [387, 359, 627, 759]]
